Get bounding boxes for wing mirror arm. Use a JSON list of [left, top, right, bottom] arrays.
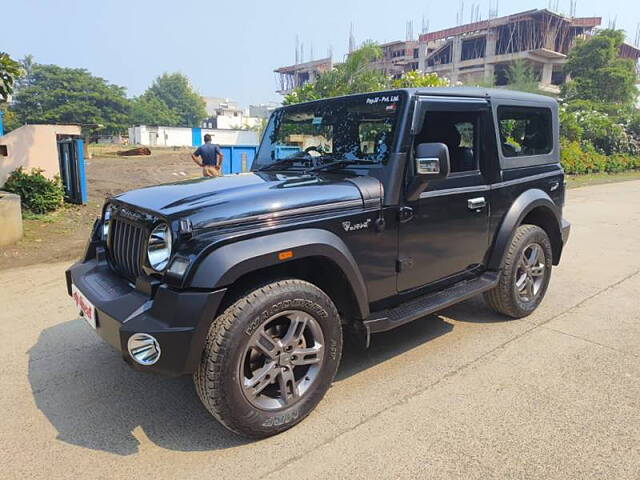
[[406, 143, 451, 202]]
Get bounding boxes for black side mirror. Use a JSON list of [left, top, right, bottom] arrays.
[[406, 143, 451, 201]]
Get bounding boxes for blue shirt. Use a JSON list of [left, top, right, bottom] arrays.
[[194, 143, 222, 166]]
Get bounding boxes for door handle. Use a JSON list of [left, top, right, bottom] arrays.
[[467, 197, 487, 210]]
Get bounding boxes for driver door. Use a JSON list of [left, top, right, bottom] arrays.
[[397, 99, 491, 292]]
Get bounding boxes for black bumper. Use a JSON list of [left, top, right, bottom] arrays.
[[66, 258, 226, 376]]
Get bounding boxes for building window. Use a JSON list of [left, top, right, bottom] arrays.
[[0, 145, 7, 157], [498, 106, 552, 158]]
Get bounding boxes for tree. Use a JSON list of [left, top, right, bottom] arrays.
[[504, 60, 539, 93], [562, 29, 638, 106], [140, 73, 207, 127], [11, 64, 130, 133], [391, 70, 449, 88], [284, 42, 449, 105], [130, 95, 179, 126], [0, 52, 23, 101]]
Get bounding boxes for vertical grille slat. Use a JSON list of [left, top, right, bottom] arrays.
[[108, 213, 146, 282]]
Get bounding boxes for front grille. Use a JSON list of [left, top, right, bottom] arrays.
[[109, 217, 147, 281]]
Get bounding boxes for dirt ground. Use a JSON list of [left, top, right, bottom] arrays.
[[0, 146, 201, 270], [1, 146, 640, 271]]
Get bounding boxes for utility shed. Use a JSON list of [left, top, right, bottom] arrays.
[[0, 124, 82, 187]]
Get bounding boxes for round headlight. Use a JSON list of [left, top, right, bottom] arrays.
[[102, 204, 112, 240], [147, 222, 172, 271]]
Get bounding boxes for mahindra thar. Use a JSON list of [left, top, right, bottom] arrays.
[[66, 88, 570, 437]]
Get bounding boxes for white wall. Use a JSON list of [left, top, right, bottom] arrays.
[[128, 126, 258, 147]]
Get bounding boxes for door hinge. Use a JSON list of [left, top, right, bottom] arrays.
[[396, 257, 414, 272]]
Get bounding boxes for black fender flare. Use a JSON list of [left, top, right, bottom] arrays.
[[487, 188, 562, 270], [188, 228, 370, 318]]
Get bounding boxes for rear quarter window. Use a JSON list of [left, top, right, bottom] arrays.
[[498, 106, 552, 158]]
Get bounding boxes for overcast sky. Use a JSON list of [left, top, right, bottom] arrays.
[[3, 0, 639, 106]]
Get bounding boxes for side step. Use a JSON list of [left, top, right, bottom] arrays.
[[362, 272, 499, 346]]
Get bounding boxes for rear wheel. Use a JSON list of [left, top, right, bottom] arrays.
[[484, 224, 553, 318], [194, 279, 342, 438]]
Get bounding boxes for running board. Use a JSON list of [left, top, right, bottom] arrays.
[[362, 272, 499, 347]]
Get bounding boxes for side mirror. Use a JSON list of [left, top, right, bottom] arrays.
[[406, 143, 450, 202]]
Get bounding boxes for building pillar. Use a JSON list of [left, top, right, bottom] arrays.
[[541, 62, 553, 86], [450, 36, 463, 83], [484, 29, 497, 85]]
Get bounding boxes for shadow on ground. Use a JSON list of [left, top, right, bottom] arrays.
[[28, 296, 502, 455]]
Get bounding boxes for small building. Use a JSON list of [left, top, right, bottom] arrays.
[[0, 124, 82, 187], [128, 125, 259, 148], [201, 97, 261, 130]]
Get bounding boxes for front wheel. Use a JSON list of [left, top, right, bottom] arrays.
[[484, 224, 553, 318], [194, 279, 342, 438]]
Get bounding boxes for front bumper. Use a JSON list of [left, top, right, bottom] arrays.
[[66, 258, 226, 376]]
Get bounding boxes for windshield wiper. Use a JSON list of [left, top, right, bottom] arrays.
[[256, 157, 300, 171], [305, 158, 378, 173]]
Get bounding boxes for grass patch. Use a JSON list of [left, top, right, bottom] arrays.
[[566, 170, 640, 189]]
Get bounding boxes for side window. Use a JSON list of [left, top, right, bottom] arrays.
[[498, 106, 552, 158], [416, 111, 479, 173]]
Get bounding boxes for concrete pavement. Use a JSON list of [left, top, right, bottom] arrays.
[[1, 180, 639, 479]]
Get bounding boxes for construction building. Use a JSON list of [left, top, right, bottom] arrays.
[[417, 9, 639, 92], [274, 8, 640, 96], [369, 40, 420, 78], [274, 57, 333, 95]]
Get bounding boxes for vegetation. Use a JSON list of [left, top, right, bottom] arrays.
[[563, 29, 637, 106], [133, 72, 207, 127], [11, 64, 130, 134], [0, 52, 22, 101], [284, 42, 448, 105], [3, 167, 65, 214]]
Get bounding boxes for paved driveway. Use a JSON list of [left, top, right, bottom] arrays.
[[1, 181, 639, 479]]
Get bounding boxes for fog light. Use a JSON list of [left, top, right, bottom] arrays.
[[127, 333, 161, 366]]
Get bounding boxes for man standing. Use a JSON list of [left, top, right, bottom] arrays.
[[192, 134, 223, 177]]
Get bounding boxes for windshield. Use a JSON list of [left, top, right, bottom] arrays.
[[253, 92, 405, 171]]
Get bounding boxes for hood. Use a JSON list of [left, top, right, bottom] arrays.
[[113, 171, 371, 229]]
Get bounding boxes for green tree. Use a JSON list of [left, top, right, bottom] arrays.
[[140, 73, 207, 127], [391, 70, 449, 88], [11, 64, 130, 133], [562, 29, 638, 106], [284, 42, 449, 105], [130, 95, 179, 126], [284, 42, 387, 104], [504, 60, 540, 93], [0, 52, 23, 101]]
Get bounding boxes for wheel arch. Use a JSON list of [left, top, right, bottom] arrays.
[[188, 228, 370, 320], [488, 188, 563, 270]]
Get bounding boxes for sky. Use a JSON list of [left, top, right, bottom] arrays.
[[3, 0, 639, 107]]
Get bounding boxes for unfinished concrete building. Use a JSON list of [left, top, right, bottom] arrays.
[[367, 40, 420, 78], [418, 9, 609, 92], [274, 57, 333, 95]]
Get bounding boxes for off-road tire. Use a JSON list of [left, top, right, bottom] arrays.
[[194, 279, 342, 438], [484, 224, 553, 318]]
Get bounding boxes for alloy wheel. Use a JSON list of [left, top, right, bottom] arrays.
[[239, 310, 325, 410], [515, 243, 546, 302]]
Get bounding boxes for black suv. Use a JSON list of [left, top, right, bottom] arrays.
[[66, 88, 570, 437]]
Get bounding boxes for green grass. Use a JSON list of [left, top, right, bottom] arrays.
[[566, 170, 640, 189]]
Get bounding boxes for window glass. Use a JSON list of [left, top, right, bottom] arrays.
[[254, 93, 404, 169], [416, 112, 479, 173], [498, 106, 552, 157]]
